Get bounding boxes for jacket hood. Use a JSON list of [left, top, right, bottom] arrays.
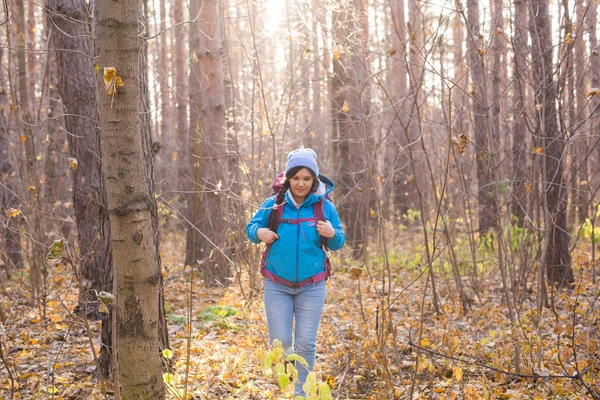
[[286, 174, 335, 207]]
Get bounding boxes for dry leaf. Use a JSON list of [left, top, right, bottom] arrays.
[[342, 100, 349, 113], [453, 366, 463, 382], [103, 67, 125, 97], [588, 88, 600, 97], [68, 157, 78, 171], [6, 208, 21, 217]]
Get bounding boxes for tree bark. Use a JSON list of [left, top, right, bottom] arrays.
[[529, 0, 574, 288], [174, 0, 189, 192], [590, 1, 600, 197], [389, 0, 410, 215], [16, 0, 44, 297], [139, 0, 170, 353], [466, 0, 498, 234], [0, 43, 24, 274], [573, 0, 589, 223], [187, 0, 232, 286], [331, 1, 369, 259], [511, 0, 529, 225], [97, 0, 165, 396], [46, 0, 115, 376]]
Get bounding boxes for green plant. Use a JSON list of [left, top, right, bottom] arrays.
[[257, 340, 332, 400], [581, 218, 600, 243], [198, 305, 241, 330], [403, 209, 421, 225], [156, 197, 178, 225]]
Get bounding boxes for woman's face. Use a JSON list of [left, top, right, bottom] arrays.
[[289, 168, 314, 203]]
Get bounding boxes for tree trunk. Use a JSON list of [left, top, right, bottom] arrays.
[[489, 0, 505, 175], [139, 0, 170, 353], [389, 0, 410, 215], [573, 0, 589, 223], [174, 0, 189, 193], [590, 1, 600, 202], [466, 0, 498, 234], [187, 0, 232, 286], [46, 0, 115, 376], [529, 0, 574, 288], [97, 0, 165, 396], [156, 0, 170, 188], [511, 0, 529, 225], [16, 0, 44, 298], [0, 44, 24, 274], [331, 1, 369, 259]]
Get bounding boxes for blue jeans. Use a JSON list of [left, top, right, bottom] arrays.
[[263, 278, 326, 397]]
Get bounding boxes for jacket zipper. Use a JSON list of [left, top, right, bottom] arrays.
[[295, 208, 300, 284]]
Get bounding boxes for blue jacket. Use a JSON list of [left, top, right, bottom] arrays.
[[246, 175, 346, 283]]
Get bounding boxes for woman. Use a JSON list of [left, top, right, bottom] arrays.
[[246, 148, 346, 396]]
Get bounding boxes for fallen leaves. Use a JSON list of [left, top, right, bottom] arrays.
[[2, 231, 599, 399]]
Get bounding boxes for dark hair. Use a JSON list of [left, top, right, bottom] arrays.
[[267, 166, 319, 231]]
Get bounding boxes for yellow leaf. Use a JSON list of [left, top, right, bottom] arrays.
[[333, 49, 342, 60], [303, 48, 312, 59], [27, 186, 38, 196], [525, 183, 532, 194], [420, 338, 429, 347], [94, 64, 100, 73], [453, 366, 463, 382], [6, 208, 21, 217], [68, 157, 78, 171], [588, 88, 600, 97], [533, 147, 544, 155], [21, 135, 27, 142], [163, 372, 174, 385], [46, 385, 59, 394], [565, 32, 572, 44], [388, 47, 397, 56], [369, 209, 376, 218], [342, 100, 349, 113], [103, 67, 125, 96], [162, 348, 173, 359]]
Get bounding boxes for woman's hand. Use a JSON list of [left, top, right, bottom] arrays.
[[316, 221, 336, 238], [257, 228, 279, 244]]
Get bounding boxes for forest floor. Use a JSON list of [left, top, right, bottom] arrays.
[[1, 230, 599, 399]]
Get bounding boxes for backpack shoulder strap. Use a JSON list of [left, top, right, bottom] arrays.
[[313, 200, 329, 250], [314, 199, 326, 221]]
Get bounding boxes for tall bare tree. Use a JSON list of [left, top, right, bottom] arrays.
[[590, 1, 600, 198], [187, 0, 232, 286], [529, 0, 574, 288], [97, 0, 165, 395], [573, 0, 590, 224], [0, 43, 24, 274], [388, 0, 409, 215], [511, 0, 529, 225], [465, 0, 498, 235], [46, 0, 112, 323], [174, 0, 189, 192], [331, 0, 370, 259]]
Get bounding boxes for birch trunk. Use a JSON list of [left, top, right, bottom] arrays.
[[97, 0, 165, 395]]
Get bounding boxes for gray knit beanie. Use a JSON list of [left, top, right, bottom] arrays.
[[285, 148, 319, 177]]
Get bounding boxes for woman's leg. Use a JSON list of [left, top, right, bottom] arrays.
[[293, 280, 326, 397], [263, 278, 294, 355]]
